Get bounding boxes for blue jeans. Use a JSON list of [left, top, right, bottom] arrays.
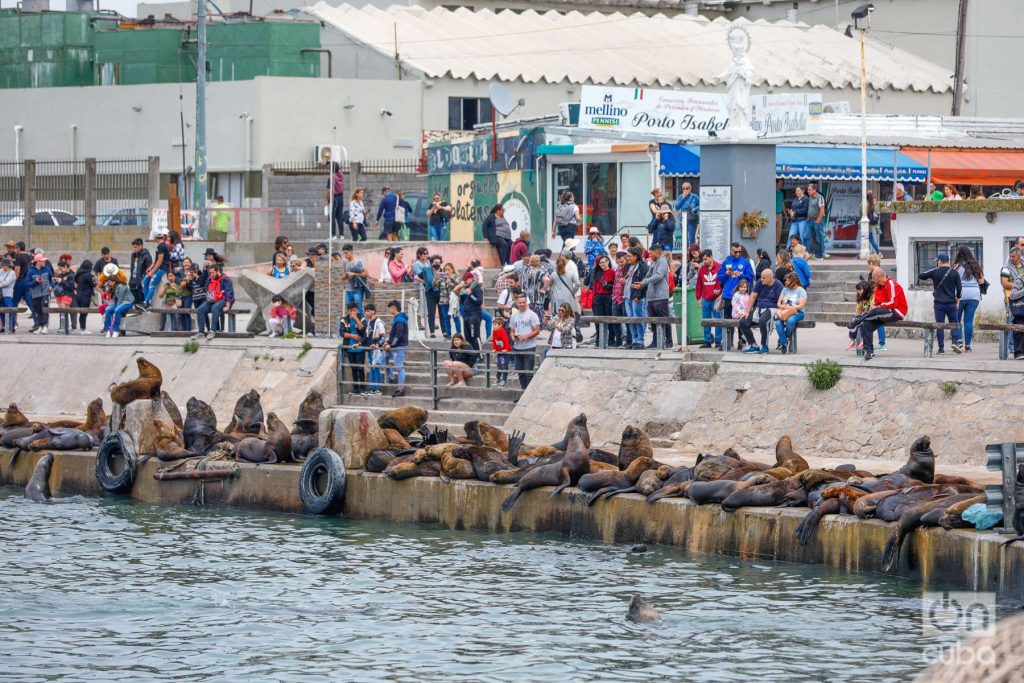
[[142, 268, 165, 306], [626, 298, 647, 345], [496, 353, 510, 383], [387, 348, 406, 387], [957, 298, 979, 347], [1, 294, 13, 330], [701, 298, 722, 344], [868, 228, 881, 254], [196, 299, 227, 333], [429, 223, 446, 241], [775, 310, 805, 345], [11, 281, 29, 328], [878, 324, 886, 346], [934, 301, 957, 349], [808, 221, 825, 258], [179, 295, 193, 331], [481, 309, 493, 338], [104, 302, 134, 332], [345, 289, 364, 316], [368, 349, 385, 391], [686, 222, 697, 249], [438, 304, 451, 336]]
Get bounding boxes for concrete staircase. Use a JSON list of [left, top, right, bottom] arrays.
[[804, 260, 895, 324]]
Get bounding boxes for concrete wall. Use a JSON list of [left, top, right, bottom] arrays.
[[505, 350, 1024, 467], [701, 143, 776, 258], [892, 210, 1019, 319], [719, 0, 1019, 118]]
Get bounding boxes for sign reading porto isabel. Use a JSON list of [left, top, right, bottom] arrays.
[[579, 85, 821, 139]]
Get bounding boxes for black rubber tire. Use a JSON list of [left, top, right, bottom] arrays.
[[95, 431, 137, 494], [299, 447, 346, 515]]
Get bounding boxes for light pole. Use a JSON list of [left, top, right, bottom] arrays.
[[853, 3, 875, 261]]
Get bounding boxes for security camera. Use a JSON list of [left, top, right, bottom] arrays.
[[380, 109, 393, 117], [850, 3, 874, 20]]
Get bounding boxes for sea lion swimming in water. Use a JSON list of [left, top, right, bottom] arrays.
[[627, 594, 661, 623], [501, 426, 591, 513], [25, 453, 54, 502], [110, 358, 163, 406]]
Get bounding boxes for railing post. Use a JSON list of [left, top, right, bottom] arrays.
[[84, 158, 96, 251], [655, 322, 664, 349], [430, 349, 439, 410], [336, 345, 344, 404], [23, 159, 35, 247], [598, 321, 607, 349], [485, 351, 491, 388]]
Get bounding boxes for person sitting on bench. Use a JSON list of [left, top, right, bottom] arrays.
[[851, 267, 907, 362], [739, 269, 782, 355]]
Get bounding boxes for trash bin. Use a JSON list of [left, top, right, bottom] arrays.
[[671, 286, 704, 346]]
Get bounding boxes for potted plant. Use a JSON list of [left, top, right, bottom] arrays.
[[736, 211, 769, 239]]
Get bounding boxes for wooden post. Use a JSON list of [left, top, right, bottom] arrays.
[[168, 182, 181, 234]]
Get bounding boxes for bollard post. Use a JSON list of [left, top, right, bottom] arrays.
[[655, 324, 664, 349], [598, 322, 607, 349], [985, 442, 1021, 534], [485, 351, 491, 388], [430, 349, 439, 409]]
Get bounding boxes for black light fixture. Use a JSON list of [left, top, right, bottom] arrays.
[[851, 3, 874, 29]]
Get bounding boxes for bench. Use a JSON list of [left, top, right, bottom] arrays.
[[44, 307, 101, 335], [832, 319, 960, 358], [702, 318, 816, 353], [978, 322, 1024, 360], [0, 306, 27, 330], [577, 315, 682, 349], [150, 330, 255, 340], [149, 306, 251, 334]]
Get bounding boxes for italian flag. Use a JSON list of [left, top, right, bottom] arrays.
[[634, 88, 644, 100]]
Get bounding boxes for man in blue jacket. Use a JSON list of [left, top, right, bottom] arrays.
[[674, 183, 699, 250], [375, 186, 399, 242], [716, 242, 754, 319], [383, 299, 408, 397]]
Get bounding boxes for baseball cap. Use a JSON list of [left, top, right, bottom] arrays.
[[4, 240, 15, 248], [307, 247, 318, 255], [33, 253, 46, 263], [935, 251, 949, 262]]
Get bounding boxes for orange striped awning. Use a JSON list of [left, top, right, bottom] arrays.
[[902, 148, 1024, 186]]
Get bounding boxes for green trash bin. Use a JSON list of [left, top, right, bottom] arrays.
[[671, 286, 704, 346]]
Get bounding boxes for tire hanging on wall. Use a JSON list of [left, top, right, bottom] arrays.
[[299, 447, 346, 515], [95, 431, 137, 494]]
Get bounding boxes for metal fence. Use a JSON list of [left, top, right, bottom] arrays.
[[33, 159, 85, 224], [95, 158, 150, 226], [269, 158, 423, 176], [0, 161, 23, 225]]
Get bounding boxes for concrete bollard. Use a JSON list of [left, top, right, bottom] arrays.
[[318, 408, 389, 470], [110, 399, 176, 455]]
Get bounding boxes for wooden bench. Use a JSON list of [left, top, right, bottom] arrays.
[[577, 315, 682, 349], [44, 306, 101, 335], [978, 322, 1024, 360], [833, 319, 960, 358], [149, 306, 251, 334], [150, 330, 255, 340], [702, 317, 816, 353], [0, 306, 27, 330]]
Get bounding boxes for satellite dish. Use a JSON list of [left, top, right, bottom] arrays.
[[489, 82, 517, 117]]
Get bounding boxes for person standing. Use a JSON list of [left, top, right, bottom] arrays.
[[774, 178, 785, 247], [141, 230, 169, 309], [128, 238, 152, 304], [328, 163, 346, 239], [788, 186, 808, 246], [426, 193, 452, 242], [638, 243, 671, 348], [383, 299, 408, 397], [650, 205, 676, 253], [952, 244, 985, 353], [717, 242, 754, 321], [624, 247, 649, 350], [348, 187, 367, 242], [866, 191, 881, 255], [375, 185, 399, 242], [590, 254, 615, 347], [455, 272, 484, 350], [340, 302, 366, 395], [806, 182, 828, 259], [553, 192, 581, 247], [674, 182, 700, 250], [509, 293, 540, 390], [611, 251, 630, 348], [917, 251, 962, 355], [0, 258, 15, 334], [492, 205, 513, 266], [695, 249, 722, 349], [739, 268, 782, 354], [210, 195, 233, 241], [340, 244, 368, 315], [10, 240, 32, 328], [856, 267, 908, 361], [27, 253, 52, 334]]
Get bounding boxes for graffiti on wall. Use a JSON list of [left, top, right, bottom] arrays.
[[426, 129, 540, 175], [428, 170, 542, 242]]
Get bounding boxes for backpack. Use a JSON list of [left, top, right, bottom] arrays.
[[554, 203, 576, 225]]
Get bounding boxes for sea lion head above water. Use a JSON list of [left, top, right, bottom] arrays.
[[25, 453, 54, 502]]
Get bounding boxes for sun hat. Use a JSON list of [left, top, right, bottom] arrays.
[[103, 263, 119, 278]]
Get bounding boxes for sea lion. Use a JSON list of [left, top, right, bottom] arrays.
[[774, 436, 809, 474], [235, 437, 277, 464], [291, 434, 318, 461], [1, 424, 44, 449], [617, 426, 653, 470], [686, 480, 739, 505], [160, 392, 184, 431], [513, 445, 561, 466], [387, 459, 441, 480], [501, 427, 591, 512], [2, 403, 29, 428], [579, 456, 656, 505], [882, 493, 983, 572], [382, 428, 412, 449], [77, 398, 108, 439], [551, 413, 590, 451], [293, 389, 324, 434], [266, 413, 294, 463], [588, 448, 619, 467], [25, 453, 54, 502], [627, 594, 661, 623], [720, 476, 804, 513], [937, 494, 987, 530], [225, 390, 265, 436], [16, 427, 95, 452], [366, 449, 399, 473], [153, 419, 195, 461], [635, 470, 665, 497], [463, 421, 509, 452], [885, 435, 935, 484], [452, 445, 515, 482], [874, 484, 970, 522], [183, 397, 233, 456], [440, 449, 476, 482], [377, 406, 428, 437], [110, 357, 163, 406]]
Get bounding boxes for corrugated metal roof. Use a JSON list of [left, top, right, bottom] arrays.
[[305, 3, 952, 93]]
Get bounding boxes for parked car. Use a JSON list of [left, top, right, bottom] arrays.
[[101, 207, 149, 226], [401, 191, 430, 241], [0, 209, 84, 226]]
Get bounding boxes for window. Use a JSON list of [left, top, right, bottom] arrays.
[[585, 162, 618, 236], [448, 97, 492, 131], [913, 239, 984, 283]]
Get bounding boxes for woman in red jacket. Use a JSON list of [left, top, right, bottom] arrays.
[[589, 254, 616, 347]]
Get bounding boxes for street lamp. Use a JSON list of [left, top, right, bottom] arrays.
[[852, 3, 875, 260]]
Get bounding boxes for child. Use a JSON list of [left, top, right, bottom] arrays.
[[267, 295, 296, 338], [157, 270, 186, 331], [491, 314, 511, 387], [730, 278, 751, 351], [848, 280, 874, 350], [361, 303, 387, 395]]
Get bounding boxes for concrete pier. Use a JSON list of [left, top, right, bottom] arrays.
[[4, 448, 1023, 601]]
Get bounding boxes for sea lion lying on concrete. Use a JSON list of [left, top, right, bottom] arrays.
[[266, 413, 294, 463], [183, 397, 235, 456], [365, 448, 416, 473], [377, 407, 428, 437], [617, 425, 653, 470], [25, 453, 54, 502], [110, 358, 163, 406], [235, 437, 277, 464], [387, 459, 441, 480], [2, 403, 29, 429], [579, 456, 656, 505], [882, 492, 985, 572], [1, 424, 44, 449], [463, 421, 509, 452], [153, 419, 195, 461], [382, 428, 412, 449], [16, 427, 95, 452], [452, 445, 517, 482], [440, 449, 476, 482], [501, 426, 590, 512], [225, 390, 265, 437]]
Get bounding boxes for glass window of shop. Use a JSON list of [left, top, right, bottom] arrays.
[[551, 162, 625, 238], [620, 162, 653, 233]]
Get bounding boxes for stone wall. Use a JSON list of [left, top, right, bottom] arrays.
[[505, 350, 1024, 466]]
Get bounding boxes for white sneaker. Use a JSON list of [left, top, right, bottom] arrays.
[[206, 331, 216, 340], [268, 331, 278, 338], [877, 344, 887, 352], [80, 330, 92, 335], [31, 328, 40, 334], [111, 331, 120, 338], [39, 326, 48, 335]]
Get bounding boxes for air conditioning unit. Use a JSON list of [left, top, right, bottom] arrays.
[[314, 145, 344, 165], [822, 101, 851, 114]]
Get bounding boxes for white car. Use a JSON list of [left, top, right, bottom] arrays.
[[0, 209, 84, 226]]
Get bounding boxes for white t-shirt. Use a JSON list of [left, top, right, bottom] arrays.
[[781, 286, 807, 307], [509, 308, 540, 350], [497, 289, 530, 309]]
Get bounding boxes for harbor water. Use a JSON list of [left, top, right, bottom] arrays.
[[0, 487, 1009, 682]]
